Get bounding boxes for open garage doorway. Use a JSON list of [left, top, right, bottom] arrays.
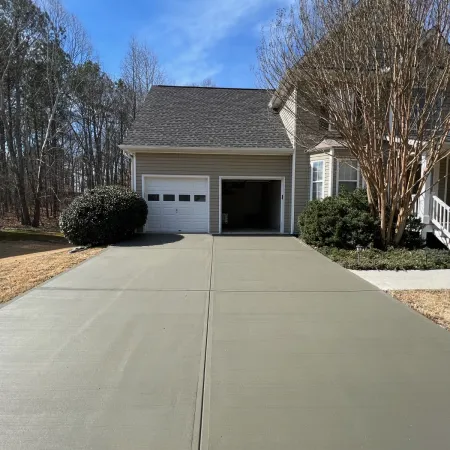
[[220, 177, 284, 233]]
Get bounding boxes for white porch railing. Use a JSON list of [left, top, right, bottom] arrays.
[[431, 195, 450, 239]]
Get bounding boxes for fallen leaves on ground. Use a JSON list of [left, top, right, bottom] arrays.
[[0, 241, 103, 303], [391, 290, 450, 330]]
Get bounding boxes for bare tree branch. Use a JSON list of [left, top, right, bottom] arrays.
[[258, 0, 450, 246]]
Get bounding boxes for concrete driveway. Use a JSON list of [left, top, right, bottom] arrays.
[[1, 235, 450, 449]]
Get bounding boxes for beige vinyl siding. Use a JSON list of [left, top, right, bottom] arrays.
[[293, 148, 309, 231], [135, 153, 292, 233], [292, 92, 315, 230], [309, 152, 331, 199], [279, 90, 296, 148]]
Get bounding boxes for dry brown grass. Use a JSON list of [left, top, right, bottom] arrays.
[[391, 290, 450, 330], [0, 241, 103, 304]]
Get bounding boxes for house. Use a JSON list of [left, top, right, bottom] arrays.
[[120, 85, 296, 234], [119, 84, 450, 247]]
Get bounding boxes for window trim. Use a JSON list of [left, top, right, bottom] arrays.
[[163, 194, 176, 202], [310, 160, 325, 200], [147, 194, 160, 202], [194, 194, 206, 202], [335, 158, 360, 195]]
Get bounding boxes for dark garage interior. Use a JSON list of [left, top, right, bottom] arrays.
[[221, 180, 281, 232]]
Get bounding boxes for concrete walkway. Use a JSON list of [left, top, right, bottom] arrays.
[[1, 235, 450, 449], [351, 269, 450, 290]]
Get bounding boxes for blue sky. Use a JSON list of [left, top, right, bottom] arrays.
[[61, 0, 292, 87]]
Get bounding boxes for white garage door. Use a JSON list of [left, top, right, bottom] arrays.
[[144, 176, 209, 233]]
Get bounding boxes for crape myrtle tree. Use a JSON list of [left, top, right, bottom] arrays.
[[257, 0, 450, 246]]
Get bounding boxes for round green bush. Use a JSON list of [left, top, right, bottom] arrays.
[[59, 185, 148, 246], [298, 189, 379, 249]]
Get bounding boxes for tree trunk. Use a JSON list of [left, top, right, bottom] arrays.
[[32, 194, 41, 227], [13, 82, 31, 225]]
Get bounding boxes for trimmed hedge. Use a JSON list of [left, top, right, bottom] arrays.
[[298, 189, 379, 249], [319, 247, 450, 270], [59, 185, 147, 246]]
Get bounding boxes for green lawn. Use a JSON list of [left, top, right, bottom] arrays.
[[318, 246, 450, 270]]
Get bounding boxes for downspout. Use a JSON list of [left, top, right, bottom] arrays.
[[290, 147, 296, 234], [129, 153, 134, 189], [289, 89, 297, 234], [328, 149, 335, 196], [133, 154, 137, 191]]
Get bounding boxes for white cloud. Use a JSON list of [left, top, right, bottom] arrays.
[[139, 0, 288, 85]]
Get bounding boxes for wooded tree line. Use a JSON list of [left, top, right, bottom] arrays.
[[0, 0, 167, 226]]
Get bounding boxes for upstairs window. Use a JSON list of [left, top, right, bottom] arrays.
[[410, 89, 444, 132], [319, 90, 356, 133]]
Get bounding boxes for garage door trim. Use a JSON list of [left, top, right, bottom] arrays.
[[141, 174, 210, 233], [219, 176, 285, 234]]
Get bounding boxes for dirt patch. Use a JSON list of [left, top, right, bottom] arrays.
[[391, 290, 450, 330], [0, 241, 103, 304]]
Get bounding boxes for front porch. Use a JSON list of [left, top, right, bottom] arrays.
[[415, 153, 450, 248]]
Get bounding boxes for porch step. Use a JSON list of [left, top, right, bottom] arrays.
[[431, 195, 450, 249], [431, 225, 450, 249]]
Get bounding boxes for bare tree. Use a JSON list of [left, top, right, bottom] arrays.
[[258, 0, 450, 246], [0, 0, 134, 228], [121, 37, 166, 119], [190, 78, 217, 87], [0, 0, 44, 224], [29, 0, 91, 226]]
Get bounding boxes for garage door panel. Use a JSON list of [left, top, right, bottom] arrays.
[[162, 206, 177, 215], [176, 205, 193, 214], [144, 176, 209, 233]]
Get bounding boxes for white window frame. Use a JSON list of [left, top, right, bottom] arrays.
[[335, 158, 360, 195], [328, 122, 337, 132], [310, 160, 325, 200]]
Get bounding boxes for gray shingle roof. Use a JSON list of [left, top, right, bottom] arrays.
[[122, 86, 292, 149]]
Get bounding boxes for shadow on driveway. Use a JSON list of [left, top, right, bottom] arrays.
[[114, 233, 185, 247]]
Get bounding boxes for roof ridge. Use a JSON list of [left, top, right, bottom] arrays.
[[154, 85, 270, 91]]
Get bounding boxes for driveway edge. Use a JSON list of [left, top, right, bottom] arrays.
[[0, 246, 109, 311]]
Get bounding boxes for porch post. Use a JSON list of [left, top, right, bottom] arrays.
[[420, 153, 432, 224]]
